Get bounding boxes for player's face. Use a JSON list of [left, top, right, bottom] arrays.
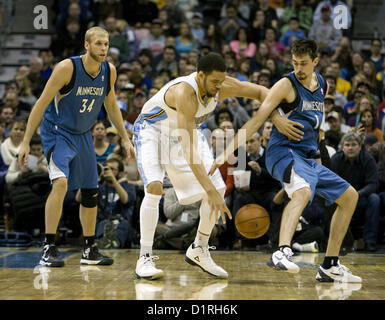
[[201, 71, 226, 97], [292, 54, 318, 81], [87, 35, 109, 63]]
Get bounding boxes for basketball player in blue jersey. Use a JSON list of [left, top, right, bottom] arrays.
[[18, 27, 135, 267], [211, 40, 361, 283], [133, 52, 303, 280]]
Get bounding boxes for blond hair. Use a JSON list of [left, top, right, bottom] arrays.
[[85, 27, 109, 43]]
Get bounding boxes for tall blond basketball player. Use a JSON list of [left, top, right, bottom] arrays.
[[132, 52, 304, 279]]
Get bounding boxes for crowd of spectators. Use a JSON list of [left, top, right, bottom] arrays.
[[1, 0, 384, 253]]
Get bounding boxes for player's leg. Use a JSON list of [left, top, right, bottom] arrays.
[[267, 162, 314, 273], [79, 188, 113, 265], [316, 186, 361, 283], [133, 127, 165, 280], [185, 189, 228, 278], [135, 182, 165, 280], [40, 176, 68, 267]]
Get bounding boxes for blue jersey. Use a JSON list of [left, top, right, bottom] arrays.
[[267, 71, 327, 162], [44, 56, 111, 134]]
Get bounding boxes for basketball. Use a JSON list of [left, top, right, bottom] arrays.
[[235, 204, 270, 239]]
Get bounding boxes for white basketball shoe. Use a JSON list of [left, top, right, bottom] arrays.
[[185, 243, 228, 279], [135, 254, 164, 280], [267, 247, 300, 273], [316, 261, 362, 283]]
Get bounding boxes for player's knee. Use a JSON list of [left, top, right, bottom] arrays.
[[52, 177, 68, 196], [336, 186, 358, 208], [292, 187, 312, 203], [146, 181, 163, 195], [81, 188, 98, 208]]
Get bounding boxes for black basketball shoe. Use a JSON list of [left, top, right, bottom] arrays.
[[39, 244, 65, 267], [80, 243, 114, 265]]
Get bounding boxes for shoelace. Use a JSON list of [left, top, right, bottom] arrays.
[[45, 245, 59, 258], [143, 255, 159, 267]]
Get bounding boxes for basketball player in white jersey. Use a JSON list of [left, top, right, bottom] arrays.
[[133, 52, 304, 279]]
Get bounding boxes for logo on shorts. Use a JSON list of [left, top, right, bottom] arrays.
[[102, 75, 104, 82]]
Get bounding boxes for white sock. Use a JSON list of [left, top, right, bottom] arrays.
[[194, 197, 216, 248], [139, 192, 162, 257]]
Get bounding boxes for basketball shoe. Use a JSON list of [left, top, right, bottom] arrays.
[[292, 241, 319, 253], [39, 244, 65, 267], [185, 244, 228, 278], [135, 254, 164, 280], [316, 261, 362, 283], [267, 247, 300, 273], [80, 243, 114, 265]]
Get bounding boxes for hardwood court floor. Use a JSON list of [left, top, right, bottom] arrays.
[[0, 247, 384, 300]]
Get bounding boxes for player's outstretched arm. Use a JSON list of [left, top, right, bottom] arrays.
[[104, 62, 135, 159], [219, 76, 304, 140], [174, 83, 231, 224], [209, 78, 299, 175], [18, 59, 73, 168]]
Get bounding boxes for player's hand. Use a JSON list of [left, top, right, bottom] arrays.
[[122, 138, 135, 159], [274, 116, 304, 141], [18, 142, 30, 168], [206, 189, 232, 224]]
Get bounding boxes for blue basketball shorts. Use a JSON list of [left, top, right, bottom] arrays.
[[266, 147, 350, 206], [40, 118, 98, 190]]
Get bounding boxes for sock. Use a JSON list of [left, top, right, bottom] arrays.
[[84, 236, 95, 248], [322, 256, 339, 269], [194, 197, 216, 248], [279, 245, 291, 252], [139, 192, 161, 257], [44, 233, 56, 245]]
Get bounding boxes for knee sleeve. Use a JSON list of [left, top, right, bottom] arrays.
[[81, 188, 98, 208]]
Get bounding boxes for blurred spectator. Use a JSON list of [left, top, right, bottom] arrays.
[[265, 58, 281, 84], [91, 0, 124, 25], [122, 0, 159, 25], [252, 41, 270, 71], [324, 75, 347, 108], [156, 46, 178, 78], [218, 4, 248, 43], [175, 22, 197, 55], [1, 92, 30, 121], [0, 106, 15, 136], [50, 17, 84, 60], [325, 111, 350, 139], [347, 94, 377, 127], [280, 0, 313, 34], [162, 0, 187, 27], [324, 61, 351, 97], [0, 120, 26, 166], [256, 71, 272, 88], [368, 39, 384, 73], [331, 132, 380, 252], [345, 51, 364, 83], [91, 120, 116, 164], [376, 58, 385, 93], [187, 49, 200, 67], [250, 0, 278, 29], [312, 0, 352, 29], [200, 23, 223, 54], [55, 1, 89, 35], [325, 129, 342, 151], [38, 49, 54, 81], [230, 27, 256, 61], [308, 4, 342, 53], [189, 12, 205, 45], [6, 134, 48, 185], [362, 60, 383, 101], [126, 91, 147, 124], [249, 9, 267, 45], [176, 0, 198, 18], [0, 118, 6, 142], [367, 140, 385, 192], [13, 73, 37, 114], [27, 57, 47, 98], [104, 16, 130, 62], [331, 36, 354, 76], [137, 49, 155, 79], [264, 27, 285, 62], [279, 16, 306, 48], [93, 158, 137, 249], [139, 19, 166, 59], [236, 57, 251, 82], [117, 20, 140, 62], [360, 108, 383, 142], [158, 9, 178, 38]]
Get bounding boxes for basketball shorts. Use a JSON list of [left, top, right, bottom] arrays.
[[133, 124, 226, 205], [40, 118, 98, 190], [266, 147, 350, 206]]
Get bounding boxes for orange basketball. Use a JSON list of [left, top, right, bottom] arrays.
[[235, 204, 270, 239]]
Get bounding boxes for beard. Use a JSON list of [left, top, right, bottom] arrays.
[[203, 76, 216, 97], [296, 72, 307, 80], [89, 49, 105, 63]]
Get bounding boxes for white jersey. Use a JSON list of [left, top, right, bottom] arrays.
[[137, 72, 219, 132]]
